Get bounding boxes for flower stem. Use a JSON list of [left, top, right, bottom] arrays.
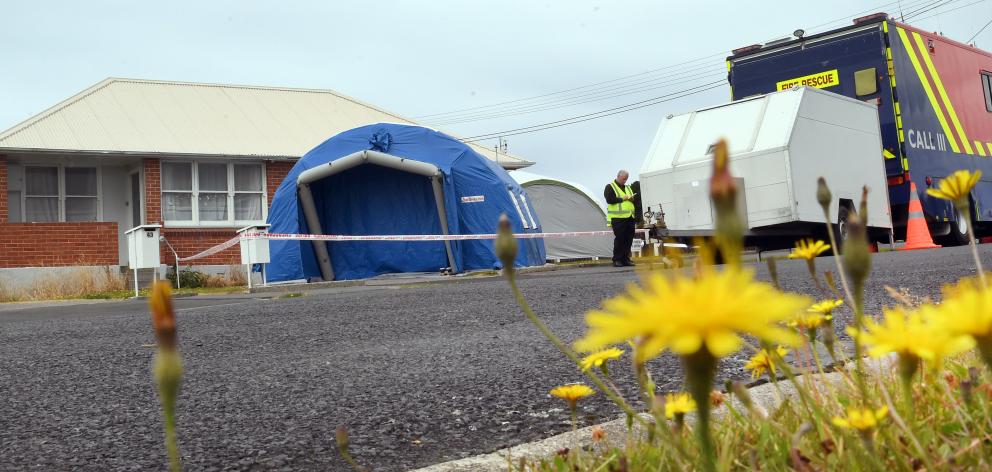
[[962, 203, 986, 287], [851, 281, 869, 405], [877, 377, 937, 471], [505, 271, 645, 425], [684, 349, 717, 472], [163, 397, 180, 472], [821, 208, 855, 307]]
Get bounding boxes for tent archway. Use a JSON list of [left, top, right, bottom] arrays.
[[296, 150, 457, 281]]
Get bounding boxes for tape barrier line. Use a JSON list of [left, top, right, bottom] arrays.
[[177, 229, 648, 263], [178, 236, 241, 263]]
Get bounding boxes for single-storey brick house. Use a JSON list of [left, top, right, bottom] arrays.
[[0, 78, 532, 286]]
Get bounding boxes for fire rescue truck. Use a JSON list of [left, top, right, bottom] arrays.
[[727, 12, 992, 246]]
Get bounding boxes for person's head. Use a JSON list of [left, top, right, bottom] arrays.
[[616, 170, 629, 185]]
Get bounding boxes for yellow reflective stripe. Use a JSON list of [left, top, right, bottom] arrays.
[[903, 157, 910, 170], [883, 149, 896, 159], [883, 21, 889, 33], [886, 47, 892, 60], [896, 116, 903, 129], [899, 130, 905, 142], [896, 27, 961, 153], [912, 31, 974, 154], [894, 102, 900, 115], [976, 141, 988, 157], [987, 142, 992, 155]]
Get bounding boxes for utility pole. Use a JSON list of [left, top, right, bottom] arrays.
[[495, 136, 508, 167]]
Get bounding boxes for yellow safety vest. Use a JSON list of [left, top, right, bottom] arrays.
[[607, 181, 635, 223]]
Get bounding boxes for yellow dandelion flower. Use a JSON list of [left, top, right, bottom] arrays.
[[664, 393, 697, 419], [579, 348, 625, 372], [935, 278, 992, 339], [847, 305, 974, 366], [787, 239, 830, 260], [809, 299, 843, 315], [744, 346, 789, 379], [832, 406, 888, 431], [549, 384, 595, 404], [790, 312, 831, 330], [926, 169, 981, 205], [574, 267, 807, 361]]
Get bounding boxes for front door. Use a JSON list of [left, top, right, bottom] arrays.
[[130, 171, 142, 228]]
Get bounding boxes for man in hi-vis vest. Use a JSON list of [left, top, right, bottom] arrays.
[[604, 170, 636, 267]]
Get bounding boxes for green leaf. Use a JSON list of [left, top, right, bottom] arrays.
[[940, 422, 963, 435]]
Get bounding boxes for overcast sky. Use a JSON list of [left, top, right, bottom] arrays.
[[3, 0, 989, 195]]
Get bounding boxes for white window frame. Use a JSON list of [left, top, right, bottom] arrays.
[[160, 160, 267, 227], [21, 165, 102, 223]]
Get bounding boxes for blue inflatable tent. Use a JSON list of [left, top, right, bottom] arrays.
[[265, 124, 546, 282]]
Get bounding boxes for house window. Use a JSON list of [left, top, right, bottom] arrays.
[[233, 164, 264, 220], [161, 161, 265, 225], [64, 167, 98, 222], [23, 166, 100, 222], [983, 71, 992, 113]]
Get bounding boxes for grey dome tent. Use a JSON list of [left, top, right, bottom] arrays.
[[510, 171, 613, 261]]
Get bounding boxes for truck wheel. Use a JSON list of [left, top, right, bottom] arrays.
[[829, 205, 852, 254], [941, 206, 972, 246]]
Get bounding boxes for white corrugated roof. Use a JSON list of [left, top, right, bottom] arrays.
[[0, 78, 532, 168]]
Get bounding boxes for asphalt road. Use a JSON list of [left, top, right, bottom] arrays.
[[0, 244, 986, 471]]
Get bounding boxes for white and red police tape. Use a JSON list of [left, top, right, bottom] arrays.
[[178, 229, 648, 263]]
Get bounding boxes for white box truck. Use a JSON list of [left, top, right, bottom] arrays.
[[638, 86, 892, 250]]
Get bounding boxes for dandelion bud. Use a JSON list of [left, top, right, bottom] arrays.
[[709, 139, 736, 204], [766, 257, 780, 289], [495, 214, 518, 271], [335, 426, 350, 451], [148, 281, 183, 472], [859, 186, 869, 223], [816, 177, 832, 212], [710, 390, 726, 408], [843, 212, 871, 285], [708, 139, 744, 264], [962, 379, 974, 405], [150, 282, 177, 350], [824, 271, 839, 296]]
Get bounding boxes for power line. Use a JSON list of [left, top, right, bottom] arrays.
[[431, 65, 726, 126], [456, 0, 941, 141], [910, 0, 987, 21], [414, 53, 728, 120], [428, 62, 724, 124], [902, 0, 956, 19], [462, 81, 725, 142], [419, 0, 935, 126], [968, 17, 992, 42], [463, 83, 725, 142]]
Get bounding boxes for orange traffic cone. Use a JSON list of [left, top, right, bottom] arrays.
[[899, 181, 941, 251]]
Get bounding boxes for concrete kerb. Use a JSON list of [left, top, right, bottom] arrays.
[[411, 356, 897, 472]]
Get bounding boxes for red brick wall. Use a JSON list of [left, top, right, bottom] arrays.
[[0, 155, 7, 224], [143, 158, 161, 224], [0, 222, 119, 268], [266, 161, 295, 205], [161, 228, 241, 265]]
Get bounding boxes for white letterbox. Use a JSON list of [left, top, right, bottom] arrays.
[[126, 225, 162, 269], [237, 224, 271, 265]]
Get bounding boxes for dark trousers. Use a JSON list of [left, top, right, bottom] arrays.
[[611, 218, 636, 264]]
